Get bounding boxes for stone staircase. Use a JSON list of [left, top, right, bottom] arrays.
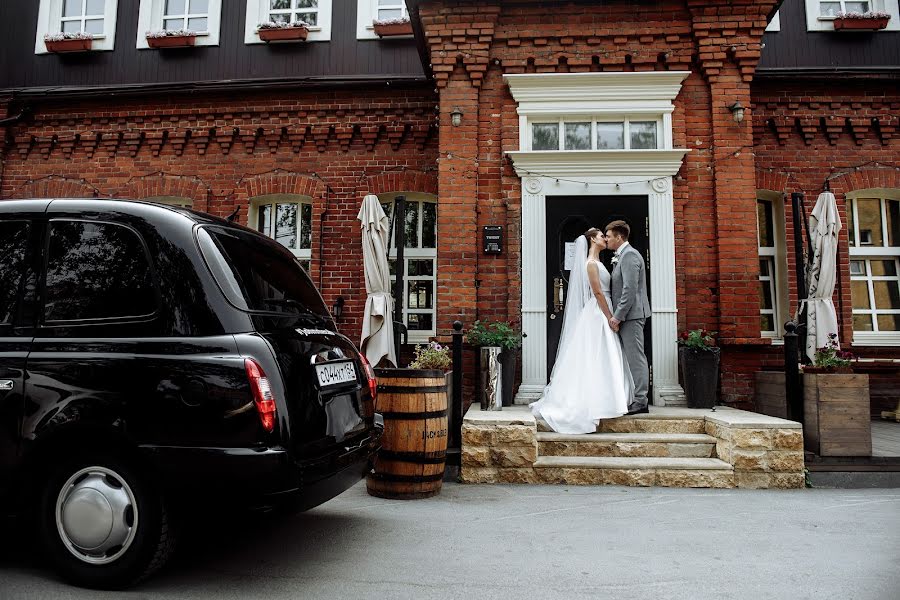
[[533, 416, 734, 487], [461, 406, 806, 489]]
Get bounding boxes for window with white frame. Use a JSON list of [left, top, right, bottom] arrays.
[[144, 196, 194, 209], [528, 117, 661, 152], [756, 194, 788, 339], [136, 0, 222, 49], [848, 192, 900, 344], [357, 0, 411, 39], [35, 0, 119, 53], [250, 195, 313, 272], [246, 0, 333, 43], [380, 194, 437, 343], [805, 0, 900, 31]]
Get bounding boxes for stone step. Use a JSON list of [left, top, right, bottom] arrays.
[[531, 456, 734, 488], [537, 432, 717, 458], [536, 415, 707, 435]]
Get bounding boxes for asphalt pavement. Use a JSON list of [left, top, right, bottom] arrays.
[[1, 482, 897, 600]]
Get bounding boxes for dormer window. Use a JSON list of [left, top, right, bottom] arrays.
[[136, 0, 222, 49], [375, 0, 408, 21], [35, 0, 119, 53], [246, 0, 333, 43], [356, 0, 411, 39]]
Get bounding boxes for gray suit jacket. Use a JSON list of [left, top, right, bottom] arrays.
[[610, 244, 651, 322]]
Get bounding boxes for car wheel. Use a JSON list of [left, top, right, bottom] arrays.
[[38, 453, 176, 589]]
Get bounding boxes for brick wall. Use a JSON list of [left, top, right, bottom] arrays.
[[0, 87, 440, 347]]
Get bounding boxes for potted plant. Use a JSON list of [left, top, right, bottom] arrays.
[[257, 21, 310, 42], [467, 320, 522, 409], [372, 17, 413, 37], [677, 328, 720, 409], [146, 29, 198, 48], [44, 32, 94, 53], [832, 11, 891, 31], [367, 342, 450, 500], [802, 333, 871, 456]]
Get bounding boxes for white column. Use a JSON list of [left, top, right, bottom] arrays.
[[648, 179, 685, 406], [515, 185, 548, 403]]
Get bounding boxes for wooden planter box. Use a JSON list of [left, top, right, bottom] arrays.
[[258, 26, 309, 42], [373, 21, 413, 37], [832, 16, 890, 31], [146, 34, 197, 48], [754, 371, 788, 419], [803, 372, 872, 456], [45, 38, 93, 53]]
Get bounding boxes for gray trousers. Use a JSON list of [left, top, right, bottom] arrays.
[[619, 318, 649, 408]]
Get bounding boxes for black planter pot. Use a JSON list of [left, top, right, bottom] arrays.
[[498, 350, 517, 407], [679, 347, 720, 409]]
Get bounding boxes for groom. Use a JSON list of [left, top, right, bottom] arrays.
[[605, 220, 651, 415]]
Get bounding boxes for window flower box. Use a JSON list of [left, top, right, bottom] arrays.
[[832, 11, 891, 31], [44, 33, 94, 53], [257, 22, 309, 42], [373, 18, 413, 37], [146, 30, 197, 48]]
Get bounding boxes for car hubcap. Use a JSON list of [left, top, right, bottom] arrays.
[[55, 466, 139, 565]]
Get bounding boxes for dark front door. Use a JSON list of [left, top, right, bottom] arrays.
[[545, 196, 651, 379]]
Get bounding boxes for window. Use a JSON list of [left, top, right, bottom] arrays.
[[848, 193, 900, 344], [528, 118, 661, 151], [245, 0, 333, 43], [0, 222, 31, 327], [35, 0, 119, 53], [43, 221, 157, 323], [357, 0, 410, 39], [136, 0, 222, 49], [249, 195, 313, 272], [805, 0, 900, 31], [757, 193, 789, 339], [197, 226, 330, 320], [379, 194, 437, 343], [144, 196, 194, 209]]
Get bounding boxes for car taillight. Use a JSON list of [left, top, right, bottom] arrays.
[[358, 352, 378, 408], [244, 358, 276, 433]]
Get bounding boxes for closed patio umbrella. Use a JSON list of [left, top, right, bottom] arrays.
[[805, 191, 842, 361], [358, 194, 397, 367]]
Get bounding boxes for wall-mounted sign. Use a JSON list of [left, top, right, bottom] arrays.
[[483, 225, 503, 254]]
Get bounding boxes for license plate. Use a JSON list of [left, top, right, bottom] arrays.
[[315, 361, 357, 388]]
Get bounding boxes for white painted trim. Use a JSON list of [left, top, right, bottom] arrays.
[[766, 10, 781, 32], [504, 72, 691, 105], [245, 0, 333, 44], [853, 333, 900, 346], [136, 0, 222, 49], [506, 150, 690, 178], [35, 0, 119, 54]]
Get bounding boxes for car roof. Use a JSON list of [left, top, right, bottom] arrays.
[[0, 198, 235, 228]]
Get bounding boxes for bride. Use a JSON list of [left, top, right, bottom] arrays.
[[530, 228, 633, 434]]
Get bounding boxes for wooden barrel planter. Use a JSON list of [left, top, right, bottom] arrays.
[[366, 368, 448, 500]]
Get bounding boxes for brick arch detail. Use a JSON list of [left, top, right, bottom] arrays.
[[8, 175, 99, 199], [121, 172, 208, 203], [362, 170, 438, 197], [755, 169, 791, 194], [826, 167, 900, 196], [234, 170, 326, 201]]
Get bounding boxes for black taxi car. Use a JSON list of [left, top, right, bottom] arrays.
[[0, 199, 381, 588]]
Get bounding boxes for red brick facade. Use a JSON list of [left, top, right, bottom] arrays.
[[2, 0, 898, 409]]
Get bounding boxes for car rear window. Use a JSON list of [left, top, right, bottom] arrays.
[[197, 225, 330, 319]]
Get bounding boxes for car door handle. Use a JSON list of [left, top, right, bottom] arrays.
[[0, 380, 13, 391]]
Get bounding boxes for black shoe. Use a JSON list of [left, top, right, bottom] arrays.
[[625, 406, 649, 415]]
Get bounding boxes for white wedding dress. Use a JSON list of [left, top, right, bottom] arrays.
[[531, 238, 633, 434]]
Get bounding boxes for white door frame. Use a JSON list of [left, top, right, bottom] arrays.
[[504, 72, 691, 406]]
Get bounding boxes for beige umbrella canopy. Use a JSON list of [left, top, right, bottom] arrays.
[[358, 194, 397, 367], [805, 191, 842, 361]]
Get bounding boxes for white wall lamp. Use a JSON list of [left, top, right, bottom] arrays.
[[728, 101, 745, 124], [450, 106, 463, 127]]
